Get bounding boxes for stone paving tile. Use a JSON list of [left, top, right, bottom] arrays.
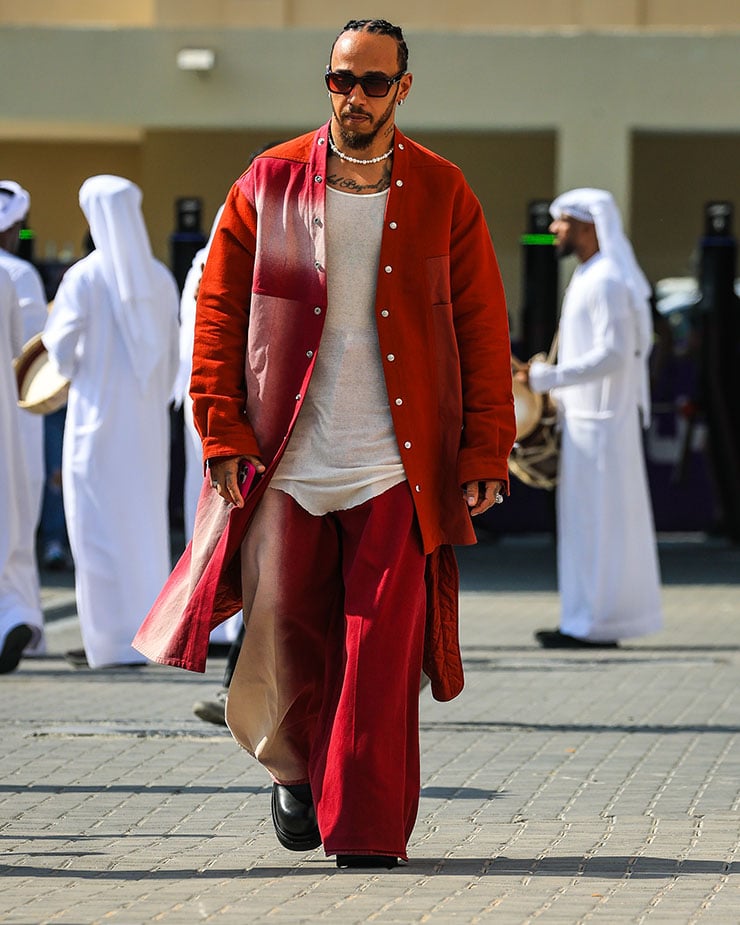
[[1, 538, 739, 923]]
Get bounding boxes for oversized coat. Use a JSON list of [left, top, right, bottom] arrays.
[[530, 252, 663, 640], [134, 124, 515, 698]]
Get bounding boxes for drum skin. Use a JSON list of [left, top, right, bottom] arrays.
[[509, 354, 559, 490], [14, 333, 70, 415], [512, 378, 542, 441]]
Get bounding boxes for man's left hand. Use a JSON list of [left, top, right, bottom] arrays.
[[463, 480, 506, 516]]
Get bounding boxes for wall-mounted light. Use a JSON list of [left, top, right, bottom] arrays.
[[176, 48, 216, 72]]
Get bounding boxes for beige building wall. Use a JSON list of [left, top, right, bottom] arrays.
[[0, 17, 737, 328], [0, 0, 154, 26], [632, 133, 740, 283], [2, 140, 142, 260], [3, 0, 739, 28], [14, 125, 738, 334], [0, 130, 555, 336]]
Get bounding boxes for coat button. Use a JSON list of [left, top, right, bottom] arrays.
[[381, 309, 389, 317], [318, 137, 326, 145], [314, 175, 323, 183], [313, 217, 323, 227], [295, 394, 301, 401], [404, 441, 412, 449], [306, 350, 313, 358], [395, 180, 404, 187], [398, 143, 405, 151], [315, 261, 323, 271], [415, 484, 421, 492], [314, 306, 322, 315], [395, 398, 403, 405], [389, 221, 397, 230], [384, 265, 393, 273], [386, 353, 395, 362]]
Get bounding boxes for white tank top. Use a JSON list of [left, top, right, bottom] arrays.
[[271, 186, 406, 515]]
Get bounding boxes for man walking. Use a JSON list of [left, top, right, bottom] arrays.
[[0, 182, 47, 528], [523, 188, 663, 648], [44, 175, 180, 669], [136, 19, 515, 867], [0, 264, 44, 672], [0, 182, 47, 662]]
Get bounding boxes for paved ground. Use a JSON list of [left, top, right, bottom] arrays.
[[1, 534, 739, 924]]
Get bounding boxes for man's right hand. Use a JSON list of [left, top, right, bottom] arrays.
[[209, 455, 265, 508]]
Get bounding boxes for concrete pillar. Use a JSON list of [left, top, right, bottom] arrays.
[[555, 119, 633, 231]]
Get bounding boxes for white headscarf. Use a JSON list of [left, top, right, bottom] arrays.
[[550, 188, 654, 425], [80, 175, 163, 388], [0, 180, 31, 233]]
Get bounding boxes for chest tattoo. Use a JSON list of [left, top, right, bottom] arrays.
[[326, 162, 392, 194]]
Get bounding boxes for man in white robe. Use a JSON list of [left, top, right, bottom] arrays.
[[173, 204, 243, 723], [524, 188, 663, 647], [0, 181, 47, 658], [173, 205, 225, 543], [174, 204, 241, 632], [43, 175, 180, 668], [0, 265, 45, 672]]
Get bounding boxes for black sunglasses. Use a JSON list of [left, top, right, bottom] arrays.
[[324, 67, 405, 98]]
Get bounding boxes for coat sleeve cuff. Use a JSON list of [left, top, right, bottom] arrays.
[[457, 455, 511, 493]]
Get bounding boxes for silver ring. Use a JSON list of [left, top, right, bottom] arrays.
[[495, 492, 504, 504]]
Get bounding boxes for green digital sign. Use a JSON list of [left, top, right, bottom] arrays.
[[520, 233, 556, 246]]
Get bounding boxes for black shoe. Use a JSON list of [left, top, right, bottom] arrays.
[[42, 541, 73, 571], [0, 624, 33, 674], [64, 647, 90, 668], [64, 648, 146, 670], [271, 783, 321, 851], [535, 629, 618, 649], [336, 855, 399, 869]]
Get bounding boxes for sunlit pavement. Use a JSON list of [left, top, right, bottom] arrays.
[[2, 534, 738, 924]]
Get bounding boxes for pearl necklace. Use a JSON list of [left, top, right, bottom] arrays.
[[328, 133, 393, 166]]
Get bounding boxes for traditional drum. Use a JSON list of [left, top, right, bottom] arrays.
[[509, 354, 560, 490], [14, 332, 70, 415]]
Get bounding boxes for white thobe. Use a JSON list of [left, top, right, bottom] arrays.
[[0, 266, 44, 649], [43, 252, 180, 667], [529, 252, 663, 641], [174, 251, 207, 542], [0, 250, 46, 556], [174, 250, 242, 645]]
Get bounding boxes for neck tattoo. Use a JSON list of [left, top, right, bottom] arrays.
[[328, 131, 393, 166]]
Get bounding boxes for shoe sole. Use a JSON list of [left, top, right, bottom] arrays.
[[0, 625, 34, 674], [336, 854, 398, 869], [535, 632, 618, 649]]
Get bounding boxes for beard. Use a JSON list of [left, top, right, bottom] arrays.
[[555, 239, 575, 259], [335, 95, 397, 150]]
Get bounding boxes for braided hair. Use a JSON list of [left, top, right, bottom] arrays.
[[330, 19, 409, 72]]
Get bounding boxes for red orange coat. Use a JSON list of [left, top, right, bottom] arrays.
[[136, 124, 515, 700]]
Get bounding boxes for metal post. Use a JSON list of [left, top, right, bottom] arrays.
[[520, 200, 558, 359], [695, 201, 740, 542]]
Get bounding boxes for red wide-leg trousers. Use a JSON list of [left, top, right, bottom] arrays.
[[226, 481, 427, 860]]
